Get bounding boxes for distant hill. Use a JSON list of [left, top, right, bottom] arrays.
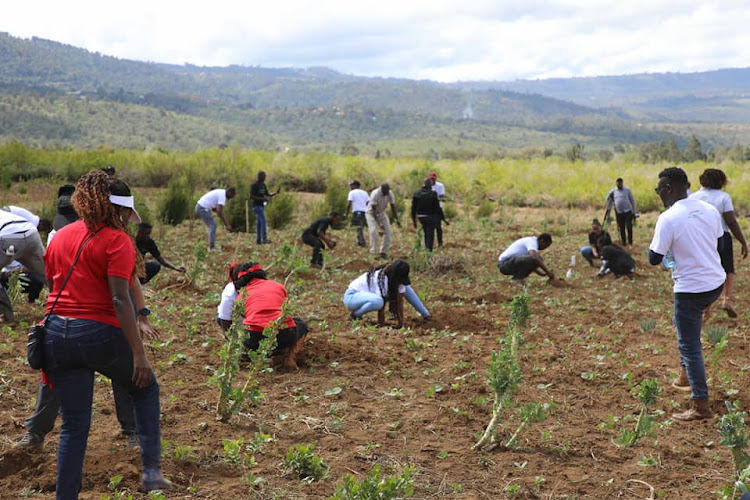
[[0, 31, 749, 152]]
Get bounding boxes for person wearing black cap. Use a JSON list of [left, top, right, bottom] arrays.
[[428, 172, 448, 247], [411, 178, 441, 251], [301, 211, 340, 269], [343, 259, 430, 327], [344, 180, 370, 247]]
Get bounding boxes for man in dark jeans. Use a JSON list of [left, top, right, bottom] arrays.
[[411, 178, 441, 251], [649, 167, 725, 421], [606, 178, 637, 246], [250, 171, 280, 245], [135, 223, 186, 284], [301, 211, 340, 269]]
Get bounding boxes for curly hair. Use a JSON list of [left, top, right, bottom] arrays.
[[233, 262, 268, 290], [72, 170, 128, 232], [699, 168, 727, 190]]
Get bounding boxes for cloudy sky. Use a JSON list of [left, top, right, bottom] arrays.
[[3, 0, 749, 82]]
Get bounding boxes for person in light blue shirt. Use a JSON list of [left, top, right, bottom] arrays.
[[606, 178, 637, 246]]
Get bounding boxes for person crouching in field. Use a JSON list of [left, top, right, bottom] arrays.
[[497, 233, 555, 285], [649, 167, 725, 421], [301, 211, 340, 269], [218, 262, 308, 370], [580, 219, 612, 266], [343, 259, 430, 327], [596, 238, 635, 279]]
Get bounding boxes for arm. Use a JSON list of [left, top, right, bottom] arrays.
[[130, 280, 159, 340], [629, 190, 637, 214], [377, 307, 385, 327], [395, 293, 405, 328], [411, 197, 418, 228], [528, 249, 554, 278], [156, 255, 185, 272], [216, 204, 231, 230], [109, 276, 152, 387], [317, 228, 336, 249], [391, 202, 401, 227], [648, 250, 664, 266], [219, 319, 232, 332], [344, 200, 352, 218], [724, 211, 748, 259]]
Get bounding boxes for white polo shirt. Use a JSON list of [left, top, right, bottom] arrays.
[[689, 188, 732, 232], [649, 198, 725, 293], [347, 189, 370, 213], [498, 236, 538, 262], [217, 282, 238, 321], [197, 189, 227, 210], [7, 206, 40, 227]]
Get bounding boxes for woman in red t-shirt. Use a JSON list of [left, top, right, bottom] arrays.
[[42, 170, 170, 497], [232, 262, 308, 370]]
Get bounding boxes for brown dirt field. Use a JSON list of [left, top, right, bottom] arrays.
[[0, 187, 748, 499]]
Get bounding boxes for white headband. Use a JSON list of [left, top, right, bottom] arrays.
[[109, 195, 141, 223]]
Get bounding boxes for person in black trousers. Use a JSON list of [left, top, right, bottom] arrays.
[[411, 178, 441, 251], [302, 211, 340, 269]]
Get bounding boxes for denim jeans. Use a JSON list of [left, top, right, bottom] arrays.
[[195, 204, 217, 249], [351, 212, 366, 247], [44, 316, 161, 499], [344, 286, 429, 318], [580, 246, 595, 265], [253, 205, 267, 244], [673, 285, 722, 400]]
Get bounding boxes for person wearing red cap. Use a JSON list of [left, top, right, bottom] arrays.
[[428, 172, 447, 247]]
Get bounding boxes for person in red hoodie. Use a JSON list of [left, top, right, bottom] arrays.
[[232, 262, 308, 370]]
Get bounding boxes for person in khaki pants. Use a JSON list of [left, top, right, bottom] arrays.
[[365, 183, 401, 258]]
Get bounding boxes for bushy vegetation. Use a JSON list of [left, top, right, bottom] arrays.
[[158, 175, 193, 226]]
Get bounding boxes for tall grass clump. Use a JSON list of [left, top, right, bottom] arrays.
[[223, 179, 255, 233], [266, 192, 295, 230], [158, 175, 193, 226], [474, 199, 495, 220]]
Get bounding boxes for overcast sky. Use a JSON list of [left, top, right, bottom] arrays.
[[3, 0, 749, 82]]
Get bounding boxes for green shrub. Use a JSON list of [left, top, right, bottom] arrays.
[[330, 465, 415, 500], [442, 204, 458, 221], [158, 176, 193, 226], [266, 192, 295, 229], [474, 199, 495, 220], [223, 181, 256, 233], [283, 444, 329, 481]]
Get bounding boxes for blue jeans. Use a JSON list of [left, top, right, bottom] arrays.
[[580, 246, 595, 265], [253, 205, 267, 244], [44, 316, 161, 499], [673, 285, 722, 400], [343, 286, 429, 318], [195, 204, 217, 249]]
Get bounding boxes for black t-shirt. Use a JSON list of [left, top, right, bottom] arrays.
[[588, 230, 612, 247], [136, 238, 161, 259], [250, 181, 268, 207], [305, 217, 331, 236]]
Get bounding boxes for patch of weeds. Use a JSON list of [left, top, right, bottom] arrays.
[[330, 464, 415, 500], [283, 444, 329, 481]]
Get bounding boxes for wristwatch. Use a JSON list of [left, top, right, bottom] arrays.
[[138, 307, 151, 317]]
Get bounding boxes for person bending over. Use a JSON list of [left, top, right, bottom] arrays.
[[597, 240, 635, 279], [301, 211, 340, 269], [497, 233, 555, 285], [343, 259, 430, 327], [580, 219, 611, 266], [219, 262, 308, 370], [135, 223, 186, 284]]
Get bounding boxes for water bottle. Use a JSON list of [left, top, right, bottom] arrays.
[[663, 250, 675, 269], [569, 255, 576, 267]]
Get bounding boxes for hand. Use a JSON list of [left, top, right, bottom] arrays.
[[176, 266, 186, 273], [395, 219, 402, 228], [444, 220, 450, 226], [131, 352, 153, 388], [547, 270, 556, 279], [328, 241, 337, 249], [225, 223, 232, 231], [138, 316, 160, 340]]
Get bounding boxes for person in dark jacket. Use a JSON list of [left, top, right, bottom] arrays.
[[302, 211, 340, 269], [135, 223, 186, 284], [411, 178, 441, 251], [597, 240, 635, 279]]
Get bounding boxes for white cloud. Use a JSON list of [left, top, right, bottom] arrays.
[[2, 0, 749, 82]]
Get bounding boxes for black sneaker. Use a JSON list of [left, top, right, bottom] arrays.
[[15, 432, 43, 449]]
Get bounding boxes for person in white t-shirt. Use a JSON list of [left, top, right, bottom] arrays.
[[649, 167, 725, 421], [344, 180, 370, 247], [428, 172, 448, 247], [689, 168, 748, 318], [497, 234, 555, 285], [343, 259, 429, 327], [195, 187, 236, 251]]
